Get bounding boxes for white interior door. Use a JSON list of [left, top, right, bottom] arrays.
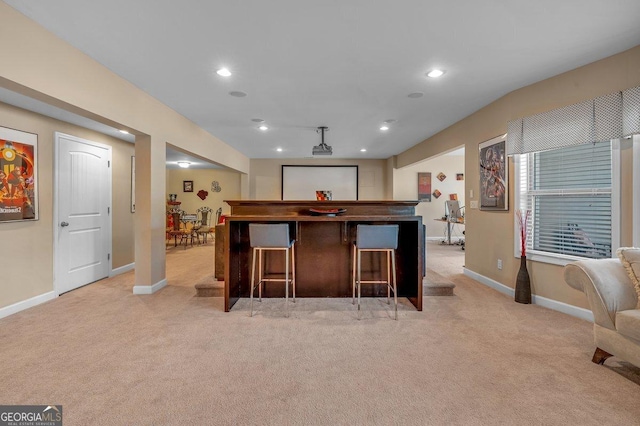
[[55, 132, 111, 294]]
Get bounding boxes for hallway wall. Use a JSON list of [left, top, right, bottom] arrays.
[[0, 101, 134, 309]]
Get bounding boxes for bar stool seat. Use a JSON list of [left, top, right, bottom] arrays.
[[352, 224, 399, 320], [249, 223, 296, 317]]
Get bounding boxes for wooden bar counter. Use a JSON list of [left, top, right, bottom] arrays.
[[223, 200, 424, 312]]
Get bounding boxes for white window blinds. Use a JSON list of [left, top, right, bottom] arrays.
[[518, 141, 613, 259]]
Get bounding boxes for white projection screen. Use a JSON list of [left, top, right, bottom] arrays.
[[281, 165, 359, 200]]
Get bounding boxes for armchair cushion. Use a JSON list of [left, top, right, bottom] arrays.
[[615, 310, 640, 342], [616, 247, 640, 308]]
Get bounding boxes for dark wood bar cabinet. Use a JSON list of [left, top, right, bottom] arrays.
[[222, 200, 424, 312]]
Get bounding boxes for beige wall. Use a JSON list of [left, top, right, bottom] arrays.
[[0, 101, 134, 308], [0, 2, 250, 294], [166, 168, 241, 216], [394, 153, 465, 240], [393, 45, 640, 310], [250, 158, 388, 200]]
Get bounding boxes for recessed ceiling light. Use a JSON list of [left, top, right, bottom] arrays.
[[380, 126, 389, 131], [426, 69, 445, 78], [251, 118, 265, 123], [216, 68, 232, 77], [408, 92, 424, 98], [118, 129, 130, 134], [177, 161, 191, 168], [360, 148, 367, 152], [276, 148, 283, 152], [259, 125, 269, 131], [229, 91, 247, 97]]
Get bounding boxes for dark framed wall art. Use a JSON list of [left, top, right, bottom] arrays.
[[479, 134, 508, 211]]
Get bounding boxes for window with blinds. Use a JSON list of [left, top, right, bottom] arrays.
[[517, 141, 613, 260]]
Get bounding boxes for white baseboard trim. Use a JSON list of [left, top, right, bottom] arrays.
[[111, 262, 134, 277], [463, 267, 594, 322], [0, 291, 57, 320], [133, 278, 167, 295]]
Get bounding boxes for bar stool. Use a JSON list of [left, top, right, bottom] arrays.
[[352, 224, 399, 320], [249, 223, 296, 317]]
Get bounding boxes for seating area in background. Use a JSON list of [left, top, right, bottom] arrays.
[[166, 207, 223, 249]]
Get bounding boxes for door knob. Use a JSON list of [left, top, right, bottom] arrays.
[[60, 221, 69, 227]]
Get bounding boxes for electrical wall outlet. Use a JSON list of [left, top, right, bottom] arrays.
[[470, 200, 478, 209], [497, 259, 503, 270], [469, 189, 474, 198]]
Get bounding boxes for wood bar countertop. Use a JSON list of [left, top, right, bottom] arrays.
[[222, 200, 424, 313]]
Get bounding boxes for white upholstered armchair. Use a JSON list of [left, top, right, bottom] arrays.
[[564, 258, 640, 368]]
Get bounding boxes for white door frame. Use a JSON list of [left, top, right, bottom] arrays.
[[53, 132, 112, 295]]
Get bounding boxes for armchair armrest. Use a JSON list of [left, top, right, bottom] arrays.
[[564, 259, 637, 329]]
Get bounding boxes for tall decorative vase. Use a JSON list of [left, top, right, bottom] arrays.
[[515, 256, 531, 304]]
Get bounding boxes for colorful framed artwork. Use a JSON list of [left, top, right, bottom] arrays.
[[456, 173, 464, 180], [432, 189, 442, 199], [479, 134, 508, 211], [0, 126, 38, 222], [417, 172, 431, 202], [183, 180, 193, 192], [437, 172, 446, 182]]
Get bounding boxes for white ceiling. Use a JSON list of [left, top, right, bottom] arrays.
[[3, 1, 640, 161]]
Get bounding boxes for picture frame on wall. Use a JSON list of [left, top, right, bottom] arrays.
[[130, 156, 135, 213], [0, 126, 38, 222], [417, 172, 431, 202], [183, 180, 193, 192], [479, 134, 508, 211]]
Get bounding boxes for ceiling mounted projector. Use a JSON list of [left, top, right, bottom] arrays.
[[312, 126, 332, 156]]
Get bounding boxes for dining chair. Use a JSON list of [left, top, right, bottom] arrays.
[[167, 209, 195, 249], [167, 209, 186, 248], [248, 223, 296, 317], [195, 207, 214, 244], [352, 224, 399, 320]]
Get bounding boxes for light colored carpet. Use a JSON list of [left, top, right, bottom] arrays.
[[0, 241, 638, 425]]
